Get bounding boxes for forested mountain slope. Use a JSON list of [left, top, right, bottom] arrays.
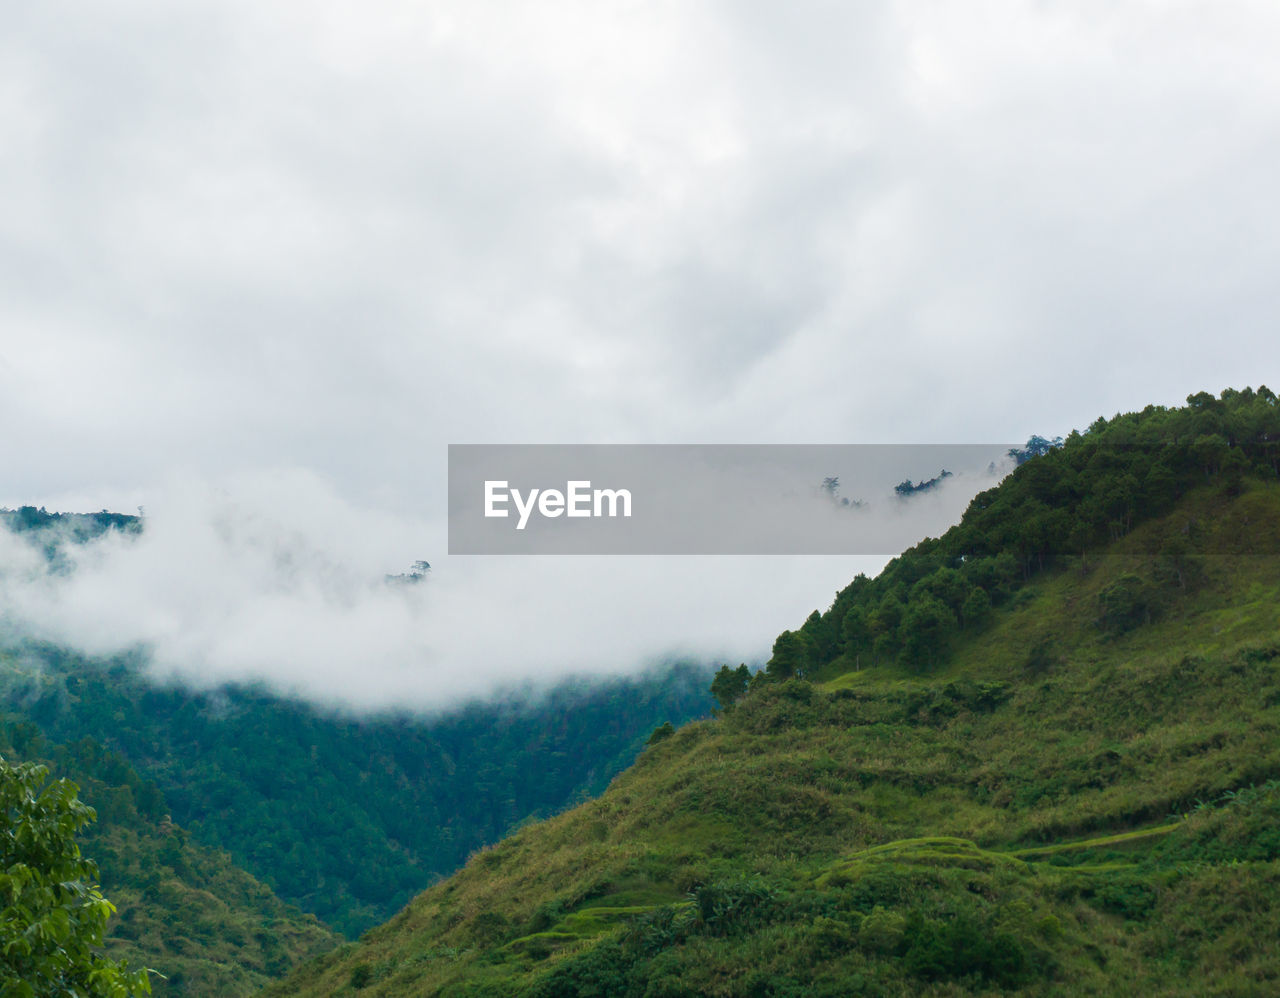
[[0, 647, 712, 938], [0, 722, 338, 997], [2, 499, 714, 938], [268, 388, 1280, 996]]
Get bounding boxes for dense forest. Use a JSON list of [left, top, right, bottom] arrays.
[[269, 388, 1280, 995]]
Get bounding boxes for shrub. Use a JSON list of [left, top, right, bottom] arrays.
[[689, 878, 776, 937], [1097, 574, 1155, 634], [858, 906, 906, 954], [901, 910, 1029, 986], [349, 963, 373, 989]]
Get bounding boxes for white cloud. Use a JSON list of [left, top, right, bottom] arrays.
[[2, 1, 1278, 699], [1, 469, 912, 707]]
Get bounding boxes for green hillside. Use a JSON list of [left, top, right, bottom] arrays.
[[0, 650, 711, 938], [267, 388, 1280, 996], [0, 723, 339, 997]]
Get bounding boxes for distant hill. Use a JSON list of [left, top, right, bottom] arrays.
[[0, 645, 713, 938], [1, 506, 715, 940], [0, 506, 140, 537], [0, 505, 140, 564], [267, 388, 1280, 996]]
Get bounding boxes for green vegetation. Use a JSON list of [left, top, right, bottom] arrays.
[[0, 724, 338, 997], [2, 504, 714, 980], [893, 468, 952, 497], [0, 510, 712, 944], [268, 389, 1280, 996], [0, 651, 710, 937], [1, 754, 150, 997], [0, 507, 140, 540], [773, 385, 1279, 680], [0, 507, 140, 572]]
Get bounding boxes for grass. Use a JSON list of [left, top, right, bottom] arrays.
[[266, 481, 1280, 997]]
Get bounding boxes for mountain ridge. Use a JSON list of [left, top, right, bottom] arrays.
[[266, 387, 1280, 996]]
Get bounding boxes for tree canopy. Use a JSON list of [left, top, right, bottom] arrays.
[[1, 757, 149, 997], [762, 387, 1280, 678]]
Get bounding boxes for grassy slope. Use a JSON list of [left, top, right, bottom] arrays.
[[267, 479, 1280, 996]]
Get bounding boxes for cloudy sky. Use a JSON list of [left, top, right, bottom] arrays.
[[2, 1, 1278, 706]]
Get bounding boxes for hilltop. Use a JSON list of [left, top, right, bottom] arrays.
[[268, 388, 1280, 996]]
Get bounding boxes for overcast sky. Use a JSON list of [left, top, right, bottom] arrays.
[[2, 1, 1278, 706]]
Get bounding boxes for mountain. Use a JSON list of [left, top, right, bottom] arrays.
[[0, 646, 713, 939], [1, 501, 715, 938], [0, 721, 338, 997], [267, 387, 1280, 996]]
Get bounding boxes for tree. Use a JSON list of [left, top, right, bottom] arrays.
[[868, 593, 905, 664], [1, 757, 150, 997], [961, 552, 1019, 601], [1140, 462, 1178, 518], [840, 606, 871, 663], [766, 631, 813, 680], [1096, 574, 1154, 635], [899, 594, 956, 671], [1008, 435, 1064, 465], [912, 568, 968, 613], [1191, 433, 1229, 478], [960, 587, 992, 630], [710, 665, 751, 712], [799, 609, 837, 662]]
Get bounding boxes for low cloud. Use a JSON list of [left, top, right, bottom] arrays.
[[0, 465, 998, 709]]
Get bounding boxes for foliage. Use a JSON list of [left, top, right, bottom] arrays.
[[265, 390, 1280, 997], [0, 727, 337, 998], [772, 387, 1280, 677], [1008, 436, 1064, 465], [12, 388, 1280, 996], [894, 468, 953, 496], [900, 909, 1029, 986], [0, 648, 712, 937], [0, 508, 140, 572], [1096, 573, 1156, 634], [766, 631, 812, 680], [709, 665, 751, 712], [0, 756, 150, 998]]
